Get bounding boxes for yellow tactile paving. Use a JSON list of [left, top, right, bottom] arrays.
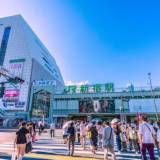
[[25, 153, 100, 160]]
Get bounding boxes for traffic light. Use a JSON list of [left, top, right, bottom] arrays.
[[9, 77, 25, 84], [14, 77, 25, 84]]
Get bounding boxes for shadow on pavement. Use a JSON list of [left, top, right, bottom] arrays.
[[0, 152, 11, 160], [32, 151, 101, 159]]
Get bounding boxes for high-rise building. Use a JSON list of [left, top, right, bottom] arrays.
[[0, 15, 64, 118]]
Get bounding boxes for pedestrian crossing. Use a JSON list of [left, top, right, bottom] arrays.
[[0, 130, 159, 160]]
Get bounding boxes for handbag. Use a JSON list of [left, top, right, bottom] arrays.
[[25, 142, 32, 153], [103, 126, 113, 149]]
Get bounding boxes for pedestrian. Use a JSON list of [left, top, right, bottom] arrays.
[[88, 121, 98, 154], [80, 121, 87, 150], [120, 131, 127, 151], [127, 124, 139, 154], [102, 121, 116, 160], [156, 121, 160, 159], [75, 121, 81, 144], [50, 122, 55, 138], [38, 121, 44, 136], [62, 122, 69, 144], [32, 122, 37, 142], [27, 123, 33, 141], [113, 123, 122, 153], [139, 116, 156, 160], [67, 122, 76, 156], [14, 122, 30, 160], [97, 121, 103, 148]]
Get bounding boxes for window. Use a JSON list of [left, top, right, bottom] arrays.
[[0, 27, 11, 66]]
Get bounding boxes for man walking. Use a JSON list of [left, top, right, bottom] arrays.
[[139, 116, 156, 160], [50, 122, 55, 138], [102, 121, 116, 160], [67, 122, 76, 156]]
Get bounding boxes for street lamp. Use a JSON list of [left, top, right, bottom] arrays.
[[148, 72, 158, 121]]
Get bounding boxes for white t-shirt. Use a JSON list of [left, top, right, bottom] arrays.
[[50, 123, 55, 130], [97, 125, 103, 135], [62, 123, 68, 135], [139, 122, 156, 144], [157, 129, 160, 143]]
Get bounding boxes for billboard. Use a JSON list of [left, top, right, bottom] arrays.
[[0, 59, 26, 110], [79, 99, 115, 113]]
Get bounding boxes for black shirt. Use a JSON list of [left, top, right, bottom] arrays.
[[16, 127, 29, 144], [67, 126, 76, 137], [90, 126, 98, 139]]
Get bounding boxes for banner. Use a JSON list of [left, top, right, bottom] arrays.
[[79, 99, 115, 113]]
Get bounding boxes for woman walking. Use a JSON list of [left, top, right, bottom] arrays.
[[80, 121, 87, 150], [14, 122, 30, 160]]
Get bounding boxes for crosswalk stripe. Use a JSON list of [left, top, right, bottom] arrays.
[[0, 130, 160, 160]]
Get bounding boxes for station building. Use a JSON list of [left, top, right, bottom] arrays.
[[30, 81, 160, 127], [0, 15, 64, 126]]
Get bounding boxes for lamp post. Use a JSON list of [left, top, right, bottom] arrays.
[[148, 72, 158, 121]]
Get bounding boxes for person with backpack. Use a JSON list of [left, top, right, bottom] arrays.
[[102, 121, 116, 160], [67, 122, 76, 156], [127, 124, 139, 154], [139, 116, 156, 160]]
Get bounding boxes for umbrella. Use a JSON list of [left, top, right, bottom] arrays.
[[91, 118, 102, 123]]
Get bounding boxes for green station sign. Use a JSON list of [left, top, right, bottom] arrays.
[[64, 83, 114, 94]]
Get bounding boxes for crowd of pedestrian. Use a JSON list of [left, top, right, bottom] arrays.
[[62, 115, 160, 160], [12, 115, 160, 160]]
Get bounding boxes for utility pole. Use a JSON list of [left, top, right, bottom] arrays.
[[148, 73, 158, 121]]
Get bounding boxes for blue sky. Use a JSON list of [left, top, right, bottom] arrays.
[[0, 0, 160, 87]]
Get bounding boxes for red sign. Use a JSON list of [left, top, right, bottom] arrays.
[[4, 90, 19, 97]]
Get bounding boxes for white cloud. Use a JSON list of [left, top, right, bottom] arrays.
[[66, 80, 89, 86]]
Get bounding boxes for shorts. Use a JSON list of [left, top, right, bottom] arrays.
[[63, 135, 68, 139]]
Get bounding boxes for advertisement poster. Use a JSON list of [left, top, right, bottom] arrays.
[[0, 59, 26, 110], [79, 99, 115, 113]]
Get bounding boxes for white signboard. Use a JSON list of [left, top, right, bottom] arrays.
[[33, 80, 56, 86]]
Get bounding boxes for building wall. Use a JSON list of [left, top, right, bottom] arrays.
[[0, 15, 64, 113]]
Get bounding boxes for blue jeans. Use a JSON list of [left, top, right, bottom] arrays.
[[116, 135, 121, 151]]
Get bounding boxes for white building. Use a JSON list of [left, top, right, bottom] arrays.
[[0, 15, 64, 116]]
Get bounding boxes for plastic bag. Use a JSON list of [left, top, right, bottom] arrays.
[[11, 152, 17, 160]]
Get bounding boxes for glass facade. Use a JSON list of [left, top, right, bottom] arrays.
[[0, 27, 11, 66], [31, 90, 51, 118]]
